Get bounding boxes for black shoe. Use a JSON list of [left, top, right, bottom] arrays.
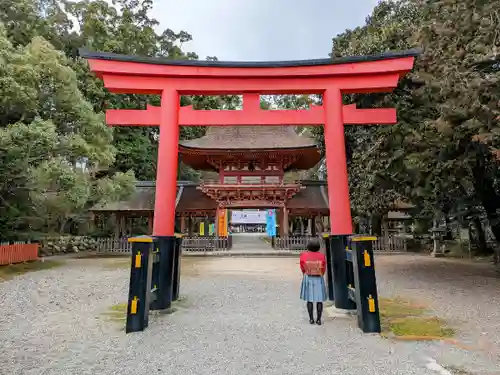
[[316, 319, 322, 325], [309, 319, 315, 324]]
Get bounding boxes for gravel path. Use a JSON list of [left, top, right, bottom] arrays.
[[0, 256, 498, 375]]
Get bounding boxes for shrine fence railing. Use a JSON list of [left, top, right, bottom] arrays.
[[95, 236, 232, 253], [272, 235, 407, 252], [181, 236, 232, 252], [0, 241, 39, 265]]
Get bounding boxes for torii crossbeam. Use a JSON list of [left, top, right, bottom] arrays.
[[80, 49, 418, 239]]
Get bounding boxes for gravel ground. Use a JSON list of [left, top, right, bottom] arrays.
[[0, 256, 498, 375], [375, 254, 500, 371]]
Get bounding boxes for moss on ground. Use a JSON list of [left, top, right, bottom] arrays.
[[102, 296, 190, 328], [379, 296, 455, 340], [0, 260, 64, 281], [100, 259, 130, 269]]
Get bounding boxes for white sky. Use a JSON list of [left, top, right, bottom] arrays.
[[152, 0, 380, 61]]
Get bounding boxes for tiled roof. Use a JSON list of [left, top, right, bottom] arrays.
[[179, 126, 318, 150]]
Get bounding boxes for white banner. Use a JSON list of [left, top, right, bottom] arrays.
[[230, 210, 267, 224]]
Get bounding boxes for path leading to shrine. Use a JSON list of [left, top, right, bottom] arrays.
[[230, 232, 273, 253], [0, 255, 498, 375]]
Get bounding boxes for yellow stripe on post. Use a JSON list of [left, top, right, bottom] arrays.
[[130, 296, 138, 314], [350, 236, 377, 242], [363, 250, 371, 267], [135, 252, 142, 268], [368, 295, 376, 312], [128, 236, 153, 243]]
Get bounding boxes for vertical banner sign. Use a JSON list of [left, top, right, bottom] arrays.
[[209, 223, 214, 236], [223, 209, 228, 236], [199, 222, 205, 236], [266, 209, 276, 237], [218, 209, 228, 236]]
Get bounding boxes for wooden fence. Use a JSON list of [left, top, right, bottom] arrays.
[[181, 236, 232, 252], [96, 238, 132, 253], [373, 236, 407, 252], [94, 235, 406, 254], [273, 236, 317, 251], [0, 242, 39, 265], [272, 235, 406, 252], [95, 236, 232, 253]]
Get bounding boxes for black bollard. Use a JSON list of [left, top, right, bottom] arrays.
[[350, 235, 381, 333], [126, 236, 154, 333], [171, 235, 183, 301], [330, 235, 356, 310], [323, 235, 335, 301], [151, 236, 176, 310]]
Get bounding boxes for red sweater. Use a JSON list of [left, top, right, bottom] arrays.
[[300, 251, 326, 276]]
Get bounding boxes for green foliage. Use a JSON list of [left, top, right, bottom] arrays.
[[316, 0, 500, 247], [0, 21, 135, 238]]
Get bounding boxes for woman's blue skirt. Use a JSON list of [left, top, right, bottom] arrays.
[[300, 274, 327, 302]]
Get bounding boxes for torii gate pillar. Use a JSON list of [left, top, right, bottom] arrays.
[[155, 89, 180, 236]]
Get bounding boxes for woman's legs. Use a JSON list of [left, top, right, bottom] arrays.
[[306, 302, 314, 324], [316, 302, 323, 325]]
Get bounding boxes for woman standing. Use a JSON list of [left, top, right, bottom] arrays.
[[299, 239, 327, 325]]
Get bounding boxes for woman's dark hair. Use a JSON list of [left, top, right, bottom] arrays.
[[307, 239, 321, 252]]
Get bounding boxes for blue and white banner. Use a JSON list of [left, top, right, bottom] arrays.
[[266, 209, 276, 237]]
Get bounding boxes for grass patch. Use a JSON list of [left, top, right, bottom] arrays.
[[0, 260, 63, 281], [379, 296, 426, 319], [101, 303, 128, 323], [379, 297, 455, 340], [101, 296, 189, 328], [389, 317, 455, 338], [100, 259, 130, 269]]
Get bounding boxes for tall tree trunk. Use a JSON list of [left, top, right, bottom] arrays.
[[472, 217, 489, 255], [371, 215, 382, 235], [472, 154, 500, 245]]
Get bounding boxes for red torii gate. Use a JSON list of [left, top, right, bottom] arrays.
[[80, 49, 418, 240]]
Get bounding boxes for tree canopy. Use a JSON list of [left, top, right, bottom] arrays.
[[317, 0, 499, 247]]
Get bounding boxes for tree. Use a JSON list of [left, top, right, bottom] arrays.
[[321, 0, 500, 249], [0, 26, 134, 238]]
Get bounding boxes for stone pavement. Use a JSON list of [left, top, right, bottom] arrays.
[[0, 256, 499, 375]]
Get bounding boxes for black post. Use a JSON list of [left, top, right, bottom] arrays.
[[323, 235, 335, 301], [330, 235, 356, 310], [126, 237, 153, 333], [172, 236, 183, 301], [150, 236, 176, 310], [351, 235, 381, 333]]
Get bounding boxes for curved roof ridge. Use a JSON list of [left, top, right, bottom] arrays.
[[179, 126, 318, 150], [79, 48, 421, 68]]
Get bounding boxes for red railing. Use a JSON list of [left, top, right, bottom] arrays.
[[0, 242, 39, 265]]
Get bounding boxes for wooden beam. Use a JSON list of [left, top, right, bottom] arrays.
[[106, 103, 396, 127]]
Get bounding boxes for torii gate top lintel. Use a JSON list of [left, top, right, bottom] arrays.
[[80, 48, 419, 237], [79, 48, 420, 95]]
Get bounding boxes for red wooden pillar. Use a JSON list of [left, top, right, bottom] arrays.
[[153, 89, 179, 236], [324, 88, 353, 235]]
